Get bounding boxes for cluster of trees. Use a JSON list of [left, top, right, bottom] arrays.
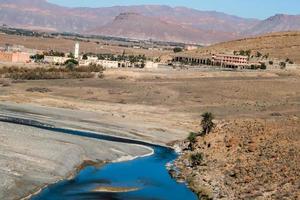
[[82, 52, 147, 63], [234, 50, 251, 57], [30, 54, 44, 61], [234, 50, 270, 59], [187, 112, 215, 167], [187, 112, 215, 148], [44, 50, 65, 57]]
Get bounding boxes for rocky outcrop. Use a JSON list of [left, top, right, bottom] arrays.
[[174, 118, 300, 199]]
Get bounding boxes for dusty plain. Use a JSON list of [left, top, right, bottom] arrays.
[[0, 68, 300, 199]]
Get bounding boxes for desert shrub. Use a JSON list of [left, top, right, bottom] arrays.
[[173, 47, 183, 53], [66, 62, 76, 71], [187, 132, 198, 144], [269, 61, 273, 65], [190, 152, 203, 167], [279, 62, 286, 69], [239, 50, 245, 56], [30, 54, 44, 61], [260, 63, 267, 70], [64, 59, 78, 66], [256, 51, 262, 57], [1, 65, 104, 80]]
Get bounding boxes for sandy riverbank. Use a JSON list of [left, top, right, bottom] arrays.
[[0, 121, 152, 200]]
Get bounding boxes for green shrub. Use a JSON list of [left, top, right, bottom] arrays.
[[190, 152, 203, 167], [260, 63, 267, 70], [256, 51, 262, 57], [64, 59, 78, 65], [187, 132, 198, 144], [173, 47, 183, 53]]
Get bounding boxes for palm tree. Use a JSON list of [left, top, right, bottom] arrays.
[[201, 112, 215, 135], [187, 132, 198, 150]]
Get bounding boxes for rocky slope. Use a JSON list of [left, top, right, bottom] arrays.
[[174, 118, 300, 199], [90, 12, 237, 44], [244, 14, 300, 36]]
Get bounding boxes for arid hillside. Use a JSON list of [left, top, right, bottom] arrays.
[[182, 31, 300, 64], [0, 34, 171, 58], [91, 13, 236, 44], [243, 14, 300, 36]]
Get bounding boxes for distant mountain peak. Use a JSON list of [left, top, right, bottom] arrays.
[[243, 14, 300, 36]]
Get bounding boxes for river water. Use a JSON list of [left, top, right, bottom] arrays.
[[0, 116, 197, 200]]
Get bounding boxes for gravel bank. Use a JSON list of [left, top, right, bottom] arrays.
[[0, 121, 151, 200]]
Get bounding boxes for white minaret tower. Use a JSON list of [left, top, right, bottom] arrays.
[[74, 42, 80, 59]]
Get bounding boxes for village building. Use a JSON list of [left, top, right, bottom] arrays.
[[97, 60, 119, 68], [173, 54, 212, 65], [0, 51, 31, 63], [44, 56, 69, 64], [211, 54, 249, 68], [145, 61, 159, 69], [185, 45, 198, 51], [173, 53, 263, 69]]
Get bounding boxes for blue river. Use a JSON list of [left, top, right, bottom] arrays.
[[0, 116, 197, 200]]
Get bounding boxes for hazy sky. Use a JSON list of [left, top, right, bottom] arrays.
[[48, 0, 300, 19]]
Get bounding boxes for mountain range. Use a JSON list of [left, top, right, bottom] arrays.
[[0, 0, 299, 44]]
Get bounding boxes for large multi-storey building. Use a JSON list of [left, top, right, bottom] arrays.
[[212, 54, 248, 67], [172, 53, 256, 69]]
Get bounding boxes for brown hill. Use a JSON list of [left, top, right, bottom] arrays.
[[90, 13, 237, 45], [244, 14, 300, 36], [181, 31, 300, 64]]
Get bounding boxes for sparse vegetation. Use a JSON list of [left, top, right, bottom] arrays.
[[30, 54, 44, 62], [256, 51, 262, 58], [173, 47, 183, 53], [0, 65, 104, 80], [44, 50, 65, 57], [201, 112, 215, 135], [187, 132, 198, 144], [279, 61, 286, 69], [263, 53, 269, 59], [190, 152, 203, 167], [260, 62, 267, 70], [234, 49, 251, 57], [68, 52, 75, 59]]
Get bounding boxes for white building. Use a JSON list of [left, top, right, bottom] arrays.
[[44, 56, 69, 64], [145, 61, 158, 69], [79, 58, 119, 68], [97, 60, 119, 68]]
